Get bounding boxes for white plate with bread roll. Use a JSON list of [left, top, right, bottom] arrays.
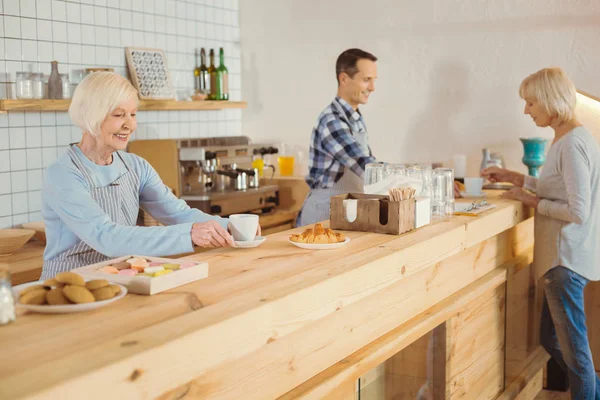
[[288, 223, 351, 250], [288, 237, 351, 250], [13, 273, 127, 314]]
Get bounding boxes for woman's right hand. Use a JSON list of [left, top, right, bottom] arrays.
[[191, 221, 235, 248], [481, 167, 517, 184]]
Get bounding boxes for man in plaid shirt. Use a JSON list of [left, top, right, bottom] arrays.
[[297, 49, 378, 226]]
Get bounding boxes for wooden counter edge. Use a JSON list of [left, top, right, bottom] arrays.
[[279, 267, 509, 399]]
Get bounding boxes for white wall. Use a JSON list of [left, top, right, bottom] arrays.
[[240, 0, 600, 176]]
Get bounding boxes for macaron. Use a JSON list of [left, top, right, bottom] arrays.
[[148, 262, 163, 267], [118, 269, 138, 276], [153, 270, 173, 277], [144, 266, 164, 274], [163, 263, 180, 270], [131, 262, 149, 270], [98, 266, 119, 274], [112, 262, 131, 270], [180, 262, 197, 269], [131, 265, 147, 272], [126, 257, 148, 265]]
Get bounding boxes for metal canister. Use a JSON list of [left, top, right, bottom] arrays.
[[249, 168, 260, 188], [235, 171, 248, 190]]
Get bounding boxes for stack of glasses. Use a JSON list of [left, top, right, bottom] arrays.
[[432, 168, 455, 219], [364, 162, 455, 221]]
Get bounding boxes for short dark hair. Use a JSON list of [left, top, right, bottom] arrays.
[[335, 48, 378, 84]]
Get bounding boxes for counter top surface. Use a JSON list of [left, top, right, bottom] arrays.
[[2, 240, 45, 285], [0, 192, 530, 399]]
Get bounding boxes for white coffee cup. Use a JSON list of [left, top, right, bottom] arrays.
[[229, 214, 258, 241], [464, 177, 484, 194]]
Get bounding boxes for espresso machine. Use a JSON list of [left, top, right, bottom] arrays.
[[128, 137, 280, 216]]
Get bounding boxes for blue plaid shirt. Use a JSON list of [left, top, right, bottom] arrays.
[[306, 97, 376, 189]]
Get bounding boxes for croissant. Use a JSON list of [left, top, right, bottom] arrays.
[[290, 223, 346, 244]]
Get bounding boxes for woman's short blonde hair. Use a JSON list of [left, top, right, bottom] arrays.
[[69, 72, 139, 137], [519, 67, 577, 124]]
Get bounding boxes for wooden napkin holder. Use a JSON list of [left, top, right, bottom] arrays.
[[330, 193, 415, 235]]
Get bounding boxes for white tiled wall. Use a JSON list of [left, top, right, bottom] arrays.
[[0, 0, 242, 227]]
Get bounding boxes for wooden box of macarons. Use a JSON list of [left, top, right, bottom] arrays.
[[330, 188, 431, 235], [71, 255, 208, 295]]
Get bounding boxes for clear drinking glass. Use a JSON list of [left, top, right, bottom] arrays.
[[364, 162, 385, 186], [384, 163, 406, 179], [418, 164, 433, 198], [431, 171, 447, 219], [435, 168, 455, 217], [406, 164, 433, 197]]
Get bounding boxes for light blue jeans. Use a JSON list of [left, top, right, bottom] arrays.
[[540, 266, 600, 399]]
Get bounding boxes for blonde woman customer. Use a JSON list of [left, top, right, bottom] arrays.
[[483, 67, 600, 399], [41, 72, 255, 279]]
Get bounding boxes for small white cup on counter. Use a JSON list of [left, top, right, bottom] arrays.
[[229, 214, 259, 241], [464, 177, 484, 194]]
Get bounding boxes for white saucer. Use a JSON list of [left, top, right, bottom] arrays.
[[460, 191, 486, 199], [288, 237, 351, 250], [234, 236, 267, 248]]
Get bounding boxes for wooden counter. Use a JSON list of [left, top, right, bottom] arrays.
[[0, 193, 589, 399], [4, 207, 303, 282]]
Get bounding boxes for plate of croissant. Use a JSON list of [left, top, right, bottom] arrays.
[[288, 223, 350, 250]]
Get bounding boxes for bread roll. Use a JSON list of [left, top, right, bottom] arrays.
[[290, 224, 345, 244]]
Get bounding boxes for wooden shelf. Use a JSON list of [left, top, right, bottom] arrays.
[[139, 100, 247, 111], [0, 99, 247, 112], [0, 99, 71, 111], [578, 89, 600, 104]]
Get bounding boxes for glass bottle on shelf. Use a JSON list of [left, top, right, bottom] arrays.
[[16, 72, 33, 99], [48, 61, 63, 99], [208, 49, 218, 100], [60, 74, 71, 99], [217, 47, 229, 100], [193, 49, 201, 93], [32, 73, 44, 99], [199, 48, 210, 95]]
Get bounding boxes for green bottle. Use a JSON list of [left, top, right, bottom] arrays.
[[217, 47, 229, 101], [208, 49, 218, 100]]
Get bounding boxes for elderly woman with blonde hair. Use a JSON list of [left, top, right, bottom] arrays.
[[483, 67, 600, 399], [41, 72, 245, 279]]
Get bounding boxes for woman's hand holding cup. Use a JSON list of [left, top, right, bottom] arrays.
[[481, 166, 513, 183], [191, 220, 235, 248]]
